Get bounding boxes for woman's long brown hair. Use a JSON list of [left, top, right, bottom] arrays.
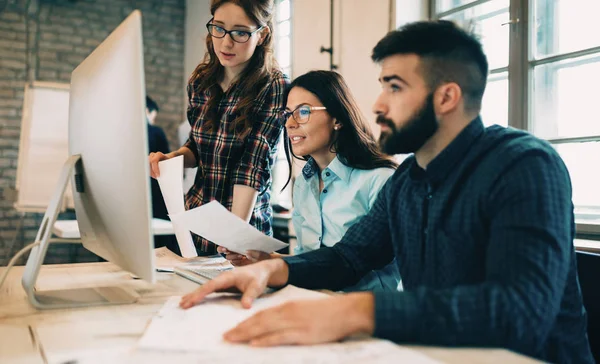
[[283, 71, 397, 190], [189, 0, 277, 139]]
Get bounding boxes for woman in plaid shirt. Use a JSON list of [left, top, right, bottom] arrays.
[[149, 0, 287, 255]]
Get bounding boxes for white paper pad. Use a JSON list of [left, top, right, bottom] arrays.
[[156, 156, 197, 258], [170, 201, 288, 254], [136, 286, 441, 364]]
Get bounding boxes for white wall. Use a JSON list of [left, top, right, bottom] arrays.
[[395, 0, 429, 28], [185, 0, 212, 88], [292, 0, 429, 133], [183, 0, 211, 190], [336, 0, 393, 130]]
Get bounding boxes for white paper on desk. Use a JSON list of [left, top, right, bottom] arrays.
[[154, 247, 226, 271], [156, 156, 197, 258], [138, 286, 328, 351], [137, 286, 440, 364], [170, 201, 288, 254]]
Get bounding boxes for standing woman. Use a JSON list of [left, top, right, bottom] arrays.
[[149, 0, 287, 255]]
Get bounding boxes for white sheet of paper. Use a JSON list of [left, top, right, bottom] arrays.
[[154, 247, 227, 272], [156, 156, 197, 258], [170, 201, 288, 254], [136, 286, 440, 364], [169, 220, 197, 258]]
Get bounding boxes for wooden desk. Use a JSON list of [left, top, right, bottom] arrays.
[[0, 263, 540, 363]]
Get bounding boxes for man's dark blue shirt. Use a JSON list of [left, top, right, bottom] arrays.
[[284, 118, 594, 363]]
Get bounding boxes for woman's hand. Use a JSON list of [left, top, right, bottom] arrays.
[[246, 250, 277, 263], [148, 152, 170, 179], [217, 247, 278, 267], [217, 246, 252, 267]]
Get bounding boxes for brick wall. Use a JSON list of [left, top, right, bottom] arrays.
[[0, 0, 185, 265]]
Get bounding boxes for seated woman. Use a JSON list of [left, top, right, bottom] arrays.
[[220, 70, 400, 291]]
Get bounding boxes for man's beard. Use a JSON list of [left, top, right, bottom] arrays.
[[378, 94, 438, 155]]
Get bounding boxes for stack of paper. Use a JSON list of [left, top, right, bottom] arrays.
[[136, 286, 441, 363], [156, 157, 288, 258], [154, 247, 227, 272]]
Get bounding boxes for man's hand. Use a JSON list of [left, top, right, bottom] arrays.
[[223, 292, 376, 346], [179, 259, 289, 309]]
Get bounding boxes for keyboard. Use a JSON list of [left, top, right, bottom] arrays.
[[174, 265, 233, 284]]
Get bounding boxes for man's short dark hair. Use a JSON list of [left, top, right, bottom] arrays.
[[146, 96, 159, 113], [372, 20, 488, 113]]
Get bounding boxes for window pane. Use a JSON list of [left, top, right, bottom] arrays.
[[277, 20, 291, 37], [277, 37, 291, 67], [442, 0, 510, 70], [480, 72, 508, 127], [555, 142, 600, 210], [276, 36, 291, 68], [533, 0, 600, 59], [277, 0, 291, 22], [532, 53, 600, 139], [436, 0, 479, 14]]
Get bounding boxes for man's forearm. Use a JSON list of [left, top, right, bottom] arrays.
[[283, 247, 360, 291]]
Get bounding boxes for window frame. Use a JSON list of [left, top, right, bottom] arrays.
[[429, 0, 600, 237], [274, 0, 293, 79]]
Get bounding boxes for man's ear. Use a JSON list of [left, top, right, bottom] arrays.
[[435, 82, 462, 115]]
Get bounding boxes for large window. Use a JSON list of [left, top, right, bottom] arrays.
[[271, 0, 293, 209], [431, 0, 600, 234], [274, 0, 292, 78]]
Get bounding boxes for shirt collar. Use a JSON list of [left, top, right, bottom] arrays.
[[301, 158, 318, 180], [301, 156, 352, 183], [325, 156, 352, 184], [410, 116, 485, 185]]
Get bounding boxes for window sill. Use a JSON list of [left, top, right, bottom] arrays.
[[574, 239, 600, 254]]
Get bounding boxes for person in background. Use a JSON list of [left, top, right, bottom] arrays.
[[179, 20, 594, 364], [220, 71, 400, 292], [148, 0, 288, 255], [146, 95, 170, 221], [146, 95, 176, 251]]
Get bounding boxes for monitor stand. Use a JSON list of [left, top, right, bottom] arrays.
[[21, 155, 139, 309]]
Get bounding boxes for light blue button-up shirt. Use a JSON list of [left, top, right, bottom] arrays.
[[292, 156, 400, 291]]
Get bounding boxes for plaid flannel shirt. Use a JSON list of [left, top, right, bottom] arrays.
[[183, 71, 288, 254]]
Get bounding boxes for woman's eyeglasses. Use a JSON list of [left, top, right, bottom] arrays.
[[206, 21, 264, 43], [280, 105, 327, 124]]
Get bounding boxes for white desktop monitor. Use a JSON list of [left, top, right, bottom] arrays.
[[22, 10, 155, 309]]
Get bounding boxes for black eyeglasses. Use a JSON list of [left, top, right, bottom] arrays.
[[280, 105, 327, 124], [206, 21, 264, 43]]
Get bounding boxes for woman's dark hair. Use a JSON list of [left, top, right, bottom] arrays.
[[189, 0, 277, 139], [283, 70, 397, 190]]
